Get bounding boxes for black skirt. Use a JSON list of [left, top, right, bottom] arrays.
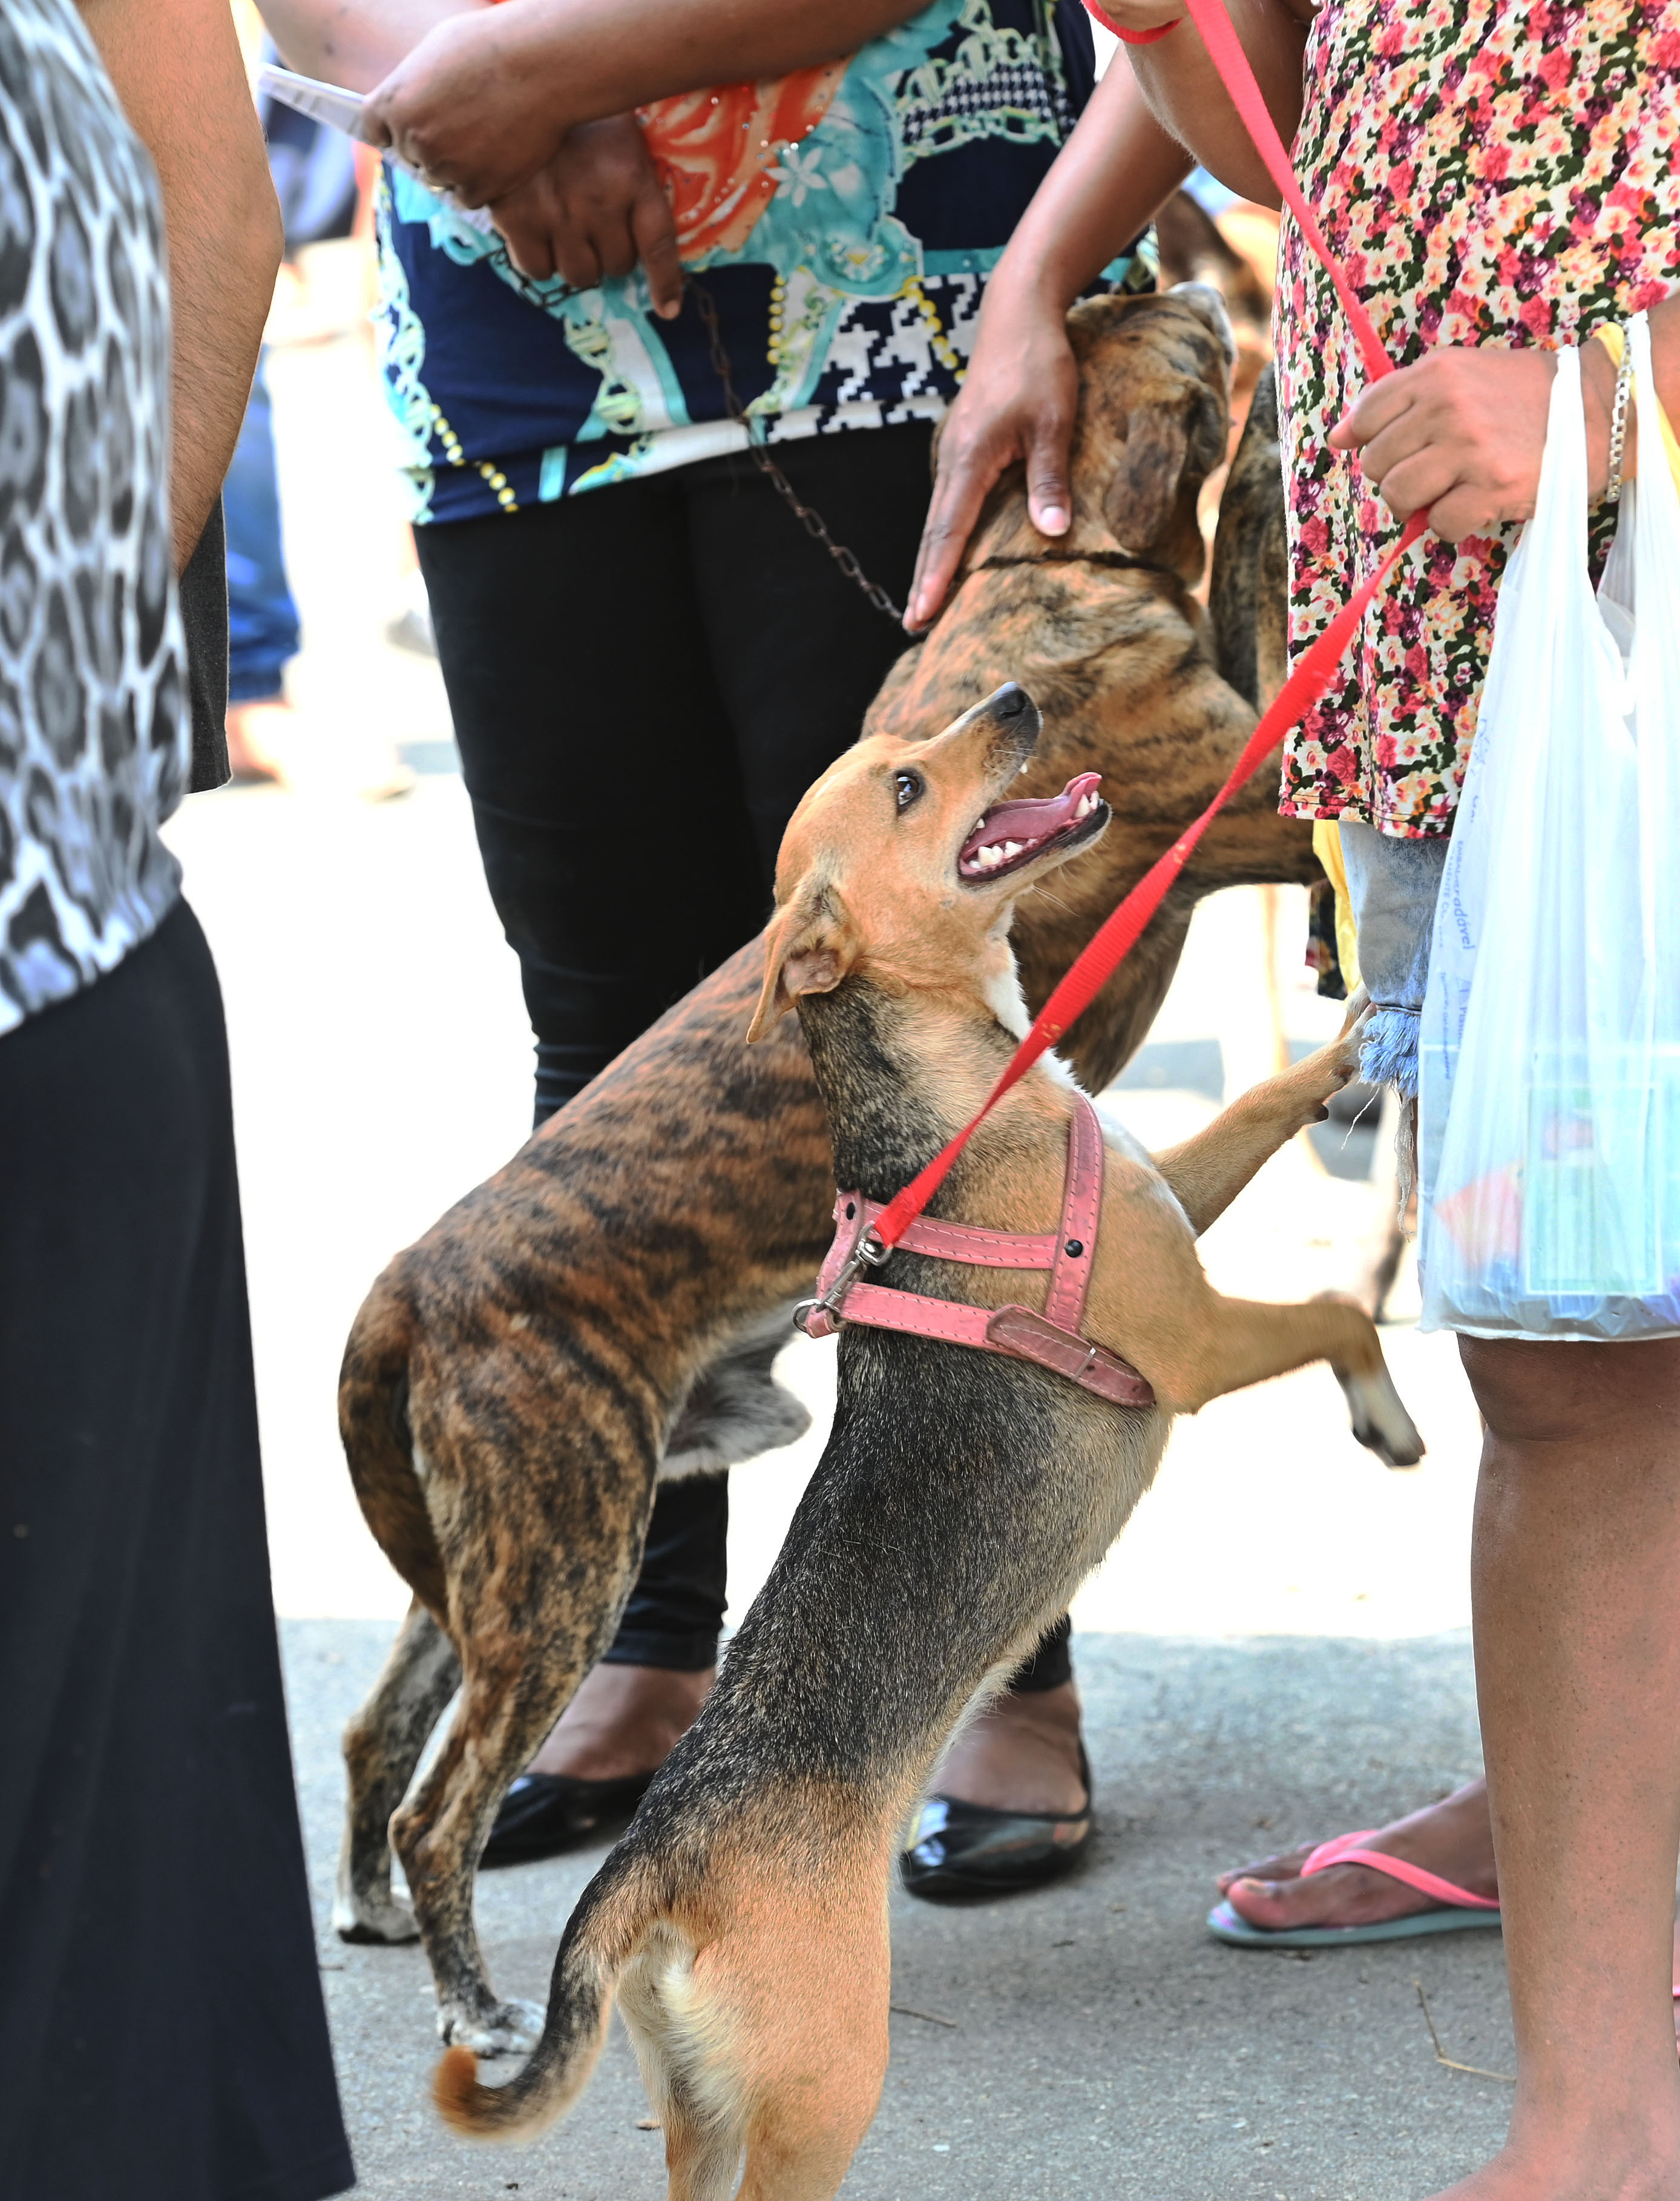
[[0, 901, 354, 2201]]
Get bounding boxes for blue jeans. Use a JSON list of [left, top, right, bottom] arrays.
[[224, 352, 300, 704]]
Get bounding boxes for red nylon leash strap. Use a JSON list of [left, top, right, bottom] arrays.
[[1095, 0, 1397, 389], [868, 0, 1429, 1253], [870, 511, 1425, 1246], [1172, 0, 1394, 387]]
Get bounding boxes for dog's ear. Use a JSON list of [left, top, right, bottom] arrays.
[[1102, 404, 1192, 553], [1102, 373, 1229, 559], [747, 879, 858, 1041]]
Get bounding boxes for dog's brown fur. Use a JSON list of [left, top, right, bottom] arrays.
[[333, 290, 1317, 2057], [1208, 360, 1289, 714], [428, 685, 1418, 2194]]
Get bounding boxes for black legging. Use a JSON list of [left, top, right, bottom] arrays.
[[416, 424, 1071, 1694]]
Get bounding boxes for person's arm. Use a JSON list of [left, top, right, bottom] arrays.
[[1120, 0, 1310, 209], [359, 0, 928, 209], [905, 65, 1190, 630], [259, 0, 487, 92], [78, 0, 284, 571]]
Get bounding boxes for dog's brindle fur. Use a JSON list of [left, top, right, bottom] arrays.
[[429, 689, 1418, 2194], [335, 290, 1317, 2058], [1207, 360, 1288, 714]]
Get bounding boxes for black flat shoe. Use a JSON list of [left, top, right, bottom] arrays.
[[479, 1768, 656, 1868], [899, 1748, 1092, 1900]]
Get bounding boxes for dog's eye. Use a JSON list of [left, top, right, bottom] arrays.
[[894, 770, 924, 814]]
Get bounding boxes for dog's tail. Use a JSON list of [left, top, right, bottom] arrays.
[[433, 1870, 651, 2144], [338, 1268, 447, 1619]]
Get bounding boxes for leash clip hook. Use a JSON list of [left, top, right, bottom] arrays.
[[792, 1227, 889, 1335]]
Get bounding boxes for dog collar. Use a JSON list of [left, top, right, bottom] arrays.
[[795, 1097, 1155, 1410]]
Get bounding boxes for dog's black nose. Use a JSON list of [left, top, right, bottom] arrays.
[[991, 683, 1031, 720]]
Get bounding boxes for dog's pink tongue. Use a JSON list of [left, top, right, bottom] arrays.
[[960, 773, 1102, 873]]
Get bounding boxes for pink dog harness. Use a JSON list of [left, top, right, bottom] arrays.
[[795, 1097, 1155, 1410]]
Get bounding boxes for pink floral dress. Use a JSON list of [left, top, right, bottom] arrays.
[[1275, 0, 1680, 838]]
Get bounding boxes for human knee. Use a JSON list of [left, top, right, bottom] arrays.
[[1460, 1333, 1680, 1448]]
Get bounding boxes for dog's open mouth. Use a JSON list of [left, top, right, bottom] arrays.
[[957, 773, 1107, 884]]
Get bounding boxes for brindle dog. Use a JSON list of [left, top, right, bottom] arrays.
[[335, 288, 1314, 2058]]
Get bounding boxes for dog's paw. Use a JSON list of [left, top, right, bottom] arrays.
[[333, 1892, 422, 1945], [1342, 1369, 1425, 1470], [1326, 1011, 1374, 1092], [1337, 982, 1371, 1039], [438, 1997, 546, 2058]]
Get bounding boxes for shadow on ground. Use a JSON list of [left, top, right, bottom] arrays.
[[284, 1622, 1509, 2199]]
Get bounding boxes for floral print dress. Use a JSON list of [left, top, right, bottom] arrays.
[[1276, 0, 1680, 838]]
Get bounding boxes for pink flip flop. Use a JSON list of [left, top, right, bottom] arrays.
[[1207, 1828, 1501, 1949]]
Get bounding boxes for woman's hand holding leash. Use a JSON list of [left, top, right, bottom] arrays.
[[1330, 344, 1618, 540], [1334, 309, 1680, 539]]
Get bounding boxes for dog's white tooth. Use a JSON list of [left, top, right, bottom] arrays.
[[979, 845, 1002, 867], [1003, 841, 1023, 858], [972, 817, 986, 834]]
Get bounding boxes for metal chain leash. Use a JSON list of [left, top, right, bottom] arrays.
[[687, 277, 907, 627], [475, 248, 907, 626]]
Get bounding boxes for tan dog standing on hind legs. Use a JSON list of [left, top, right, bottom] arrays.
[[434, 682, 1422, 2191]]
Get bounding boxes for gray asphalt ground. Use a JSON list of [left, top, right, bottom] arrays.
[[176, 268, 1517, 2199], [284, 1620, 1512, 2201]]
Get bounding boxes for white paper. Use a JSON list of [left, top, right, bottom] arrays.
[[257, 62, 497, 236]]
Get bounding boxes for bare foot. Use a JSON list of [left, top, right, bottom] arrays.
[[1420, 2119, 1680, 2201], [1218, 1776, 1497, 1932], [525, 1661, 712, 1783], [934, 1681, 1088, 1816], [223, 697, 416, 802]]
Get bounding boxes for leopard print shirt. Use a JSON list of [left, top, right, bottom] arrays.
[[0, 0, 187, 1036]]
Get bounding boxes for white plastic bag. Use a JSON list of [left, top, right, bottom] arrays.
[[1419, 316, 1680, 1340]]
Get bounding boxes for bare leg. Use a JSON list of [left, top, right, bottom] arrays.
[[1432, 1335, 1680, 2201], [525, 1660, 713, 1778], [935, 1680, 1088, 1815], [525, 1667, 1088, 1817]]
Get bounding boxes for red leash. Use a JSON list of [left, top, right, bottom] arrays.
[[870, 0, 1428, 1251]]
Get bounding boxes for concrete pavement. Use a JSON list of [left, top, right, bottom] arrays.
[[286, 1619, 1511, 2201]]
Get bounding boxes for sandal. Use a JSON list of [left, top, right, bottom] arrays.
[[1207, 1827, 1501, 1949], [479, 1768, 656, 1868], [899, 1746, 1093, 1901]]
